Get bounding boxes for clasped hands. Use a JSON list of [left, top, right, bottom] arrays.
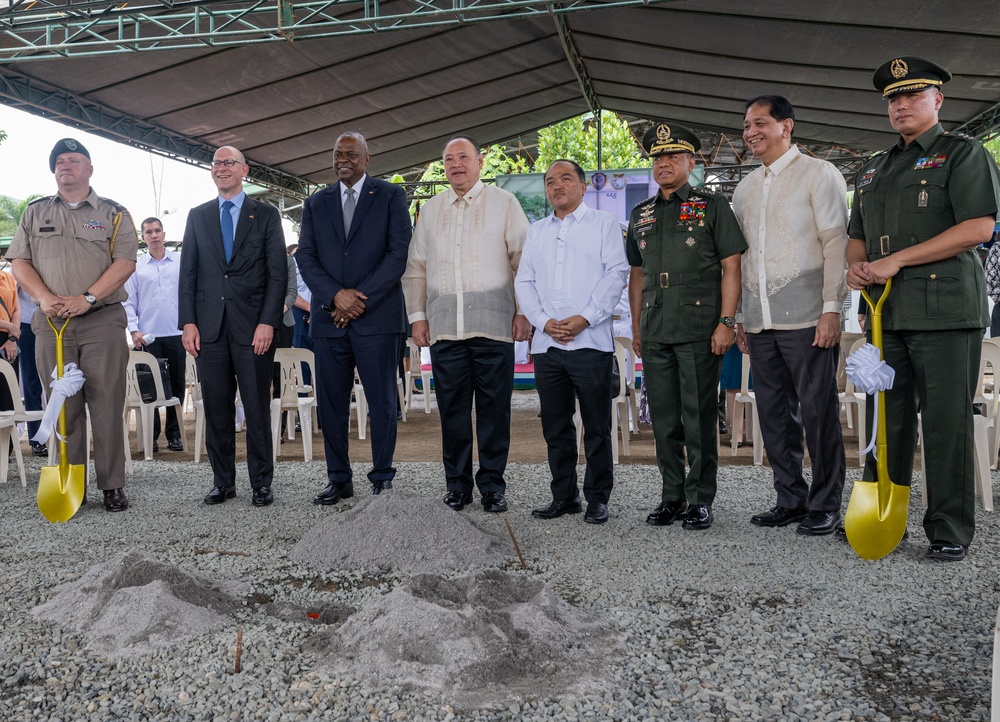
[[41, 294, 92, 319], [543, 315, 588, 345], [331, 288, 367, 328], [847, 257, 900, 290]]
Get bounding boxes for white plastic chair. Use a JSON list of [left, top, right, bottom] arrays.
[[270, 348, 318, 462], [840, 337, 868, 467], [732, 354, 763, 465], [404, 338, 433, 414], [614, 336, 640, 434], [124, 351, 186, 461], [353, 369, 406, 440], [0, 411, 24, 487], [982, 338, 1000, 471]]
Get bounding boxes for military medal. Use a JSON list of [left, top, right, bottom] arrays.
[[639, 240, 647, 249], [918, 189, 928, 208], [685, 237, 696, 248], [914, 155, 947, 170]]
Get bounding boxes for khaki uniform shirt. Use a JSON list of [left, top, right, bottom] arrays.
[[849, 124, 1000, 331], [7, 189, 138, 305], [626, 183, 747, 345]]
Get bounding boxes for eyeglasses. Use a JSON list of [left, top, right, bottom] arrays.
[[211, 159, 244, 168]]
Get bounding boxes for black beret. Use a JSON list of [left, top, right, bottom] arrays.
[[873, 56, 952, 98], [641, 122, 701, 156], [49, 138, 91, 173]]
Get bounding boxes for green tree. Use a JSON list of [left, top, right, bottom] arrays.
[[985, 135, 1000, 166], [535, 110, 643, 171], [0, 194, 40, 237]]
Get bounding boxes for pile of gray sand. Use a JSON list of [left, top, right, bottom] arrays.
[[31, 550, 247, 657], [303, 568, 622, 709], [292, 491, 514, 575]]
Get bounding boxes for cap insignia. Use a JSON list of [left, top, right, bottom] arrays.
[[656, 124, 672, 143], [890, 58, 908, 79]]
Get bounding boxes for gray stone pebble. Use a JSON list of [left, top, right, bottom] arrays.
[[0, 455, 995, 720]]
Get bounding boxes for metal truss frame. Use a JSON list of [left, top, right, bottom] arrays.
[[0, 0, 671, 62]]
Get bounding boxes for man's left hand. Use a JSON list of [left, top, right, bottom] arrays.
[[57, 294, 92, 318], [512, 314, 532, 342], [711, 323, 736, 355], [252, 324, 274, 355], [864, 257, 902, 285], [812, 312, 842, 348]]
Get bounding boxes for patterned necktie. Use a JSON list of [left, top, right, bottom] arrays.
[[343, 187, 356, 237], [221, 200, 235, 263]]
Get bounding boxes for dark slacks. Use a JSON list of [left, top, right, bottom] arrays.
[[144, 334, 186, 444], [314, 330, 402, 486], [18, 322, 43, 440], [863, 328, 980, 546], [292, 307, 313, 387], [196, 321, 275, 490], [535, 347, 614, 505], [746, 328, 845, 513], [643, 338, 721, 505], [33, 305, 128, 490], [430, 338, 513, 496]]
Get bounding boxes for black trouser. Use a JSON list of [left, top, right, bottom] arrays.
[[145, 335, 186, 444], [430, 338, 513, 497], [535, 347, 614, 505]]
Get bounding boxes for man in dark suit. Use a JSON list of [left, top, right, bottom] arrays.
[[296, 132, 412, 503], [178, 145, 287, 507]]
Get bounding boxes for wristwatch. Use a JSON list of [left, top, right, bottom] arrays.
[[719, 316, 736, 329], [83, 292, 97, 306]]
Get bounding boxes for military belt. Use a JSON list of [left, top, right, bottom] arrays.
[[658, 271, 721, 288]]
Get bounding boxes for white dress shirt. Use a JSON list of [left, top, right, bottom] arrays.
[[515, 201, 629, 354], [341, 173, 366, 210], [123, 249, 182, 337], [732, 145, 849, 333]]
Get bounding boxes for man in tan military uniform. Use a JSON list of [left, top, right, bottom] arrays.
[[847, 57, 1000, 561], [626, 123, 746, 530], [9, 138, 138, 512]]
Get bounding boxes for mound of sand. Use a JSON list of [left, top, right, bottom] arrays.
[[303, 568, 622, 709], [32, 550, 247, 657], [292, 491, 514, 575]]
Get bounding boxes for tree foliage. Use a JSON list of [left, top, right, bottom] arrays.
[[535, 110, 643, 171], [985, 135, 1000, 167], [0, 194, 40, 238]]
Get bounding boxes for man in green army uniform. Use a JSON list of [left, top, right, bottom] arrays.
[[627, 123, 746, 530], [846, 56, 1000, 561]]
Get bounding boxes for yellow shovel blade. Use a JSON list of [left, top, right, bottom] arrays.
[[37, 462, 86, 523], [844, 479, 910, 560]]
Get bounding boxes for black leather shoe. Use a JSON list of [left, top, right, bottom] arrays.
[[682, 504, 713, 530], [204, 486, 236, 505], [926, 540, 966, 562], [167, 439, 184, 452], [443, 490, 473, 511], [646, 500, 688, 526], [584, 503, 609, 524], [751, 505, 808, 527], [30, 443, 47, 457], [152, 441, 159, 452], [531, 497, 584, 519], [252, 487, 274, 507], [719, 419, 728, 435], [482, 492, 508, 513], [103, 488, 129, 512], [313, 483, 354, 506], [371, 480, 393, 495], [796, 510, 840, 536]]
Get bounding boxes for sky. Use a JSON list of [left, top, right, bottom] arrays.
[[0, 104, 299, 245]]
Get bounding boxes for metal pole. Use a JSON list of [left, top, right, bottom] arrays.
[[596, 111, 603, 170]]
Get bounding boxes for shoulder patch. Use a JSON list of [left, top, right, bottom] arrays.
[[99, 197, 128, 213]]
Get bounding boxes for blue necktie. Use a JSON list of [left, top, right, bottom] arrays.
[[221, 200, 235, 263], [343, 187, 356, 238]]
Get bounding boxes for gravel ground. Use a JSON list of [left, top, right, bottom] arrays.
[[0, 452, 997, 721]]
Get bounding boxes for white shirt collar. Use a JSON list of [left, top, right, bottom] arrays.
[[341, 174, 367, 198], [765, 145, 800, 176]]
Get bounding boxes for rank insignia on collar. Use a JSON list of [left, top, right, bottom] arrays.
[[679, 200, 707, 222], [82, 220, 106, 231], [913, 155, 947, 170]]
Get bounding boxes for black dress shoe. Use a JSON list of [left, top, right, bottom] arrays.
[[531, 497, 584, 519], [152, 441, 159, 452], [751, 505, 808, 527], [584, 503, 609, 524], [796, 510, 840, 536], [682, 504, 713, 530], [30, 443, 47, 457], [167, 439, 184, 452], [646, 500, 688, 526], [443, 490, 473, 511], [719, 419, 728, 435], [371, 480, 393, 495], [926, 540, 966, 562], [103, 488, 129, 512], [252, 487, 274, 507], [204, 486, 236, 505], [313, 483, 354, 506], [482, 492, 508, 513]]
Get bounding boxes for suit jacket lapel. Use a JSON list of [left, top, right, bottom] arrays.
[[346, 177, 377, 242], [207, 200, 227, 264], [231, 197, 255, 261], [323, 183, 346, 242]]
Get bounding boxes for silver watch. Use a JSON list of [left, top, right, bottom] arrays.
[[83, 292, 97, 306]]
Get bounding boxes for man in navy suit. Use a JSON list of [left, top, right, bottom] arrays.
[[178, 145, 287, 507], [296, 132, 412, 503]]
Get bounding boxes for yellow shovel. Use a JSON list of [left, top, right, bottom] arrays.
[[37, 317, 86, 523], [844, 278, 909, 560]]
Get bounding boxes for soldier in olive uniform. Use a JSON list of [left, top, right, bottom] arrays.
[[9, 139, 138, 512], [627, 123, 746, 530], [846, 57, 1000, 561]]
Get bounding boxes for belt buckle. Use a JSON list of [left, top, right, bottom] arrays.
[[879, 235, 890, 256], [659, 272, 669, 288]]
